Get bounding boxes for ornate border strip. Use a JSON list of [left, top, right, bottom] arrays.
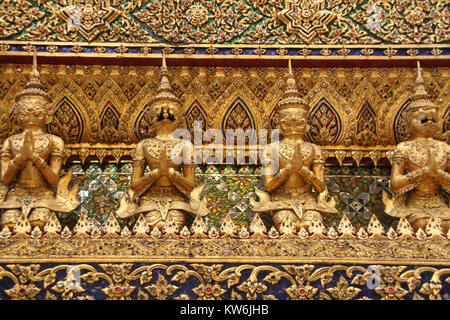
[[0, 42, 449, 62], [63, 143, 394, 167], [1, 262, 448, 300], [0, 213, 448, 265]]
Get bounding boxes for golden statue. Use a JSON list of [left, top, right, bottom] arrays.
[[0, 50, 79, 229], [117, 56, 207, 231], [383, 61, 450, 232], [251, 60, 337, 231]]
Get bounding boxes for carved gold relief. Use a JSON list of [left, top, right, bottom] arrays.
[[0, 0, 448, 45], [0, 262, 448, 300], [0, 63, 447, 165]]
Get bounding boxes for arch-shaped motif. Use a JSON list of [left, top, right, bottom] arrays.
[[355, 101, 378, 146], [442, 106, 450, 143], [186, 99, 207, 132], [221, 97, 255, 136], [269, 106, 278, 130], [47, 96, 84, 144], [393, 99, 412, 144], [99, 101, 120, 143], [133, 103, 153, 141], [307, 97, 342, 145], [443, 106, 450, 134], [47, 97, 84, 143]]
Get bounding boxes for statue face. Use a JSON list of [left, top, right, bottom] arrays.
[[16, 96, 49, 127], [277, 107, 308, 137], [409, 107, 440, 138], [151, 99, 180, 131]]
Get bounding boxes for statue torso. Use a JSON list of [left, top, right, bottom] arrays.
[[6, 132, 61, 188], [399, 139, 449, 192], [275, 140, 318, 189], [140, 138, 188, 187], [401, 139, 448, 169], [279, 141, 316, 167]]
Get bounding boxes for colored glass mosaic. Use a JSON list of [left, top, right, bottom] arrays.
[[60, 161, 404, 231]]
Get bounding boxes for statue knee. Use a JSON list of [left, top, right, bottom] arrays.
[[1, 209, 22, 230], [146, 210, 186, 232], [28, 208, 51, 230], [442, 219, 450, 234], [410, 218, 428, 232], [272, 210, 298, 231]]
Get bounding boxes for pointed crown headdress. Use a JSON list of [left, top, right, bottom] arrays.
[[406, 61, 437, 113], [15, 48, 52, 103], [149, 55, 180, 108], [276, 59, 309, 113]]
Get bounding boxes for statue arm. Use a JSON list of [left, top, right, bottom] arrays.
[[390, 151, 427, 195], [0, 139, 27, 186], [129, 142, 159, 194], [169, 164, 195, 194], [435, 153, 450, 191], [31, 137, 64, 187], [263, 164, 290, 192], [299, 146, 326, 193]]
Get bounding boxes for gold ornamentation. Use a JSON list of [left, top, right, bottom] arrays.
[[0, 262, 447, 300], [252, 60, 337, 232], [116, 56, 207, 231], [0, 51, 79, 229], [383, 62, 450, 233], [278, 0, 336, 41]]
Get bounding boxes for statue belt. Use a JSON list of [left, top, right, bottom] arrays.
[[274, 185, 312, 197]]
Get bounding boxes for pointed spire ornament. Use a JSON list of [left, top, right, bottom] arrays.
[[0, 226, 11, 239], [415, 227, 427, 240], [150, 226, 162, 238], [208, 225, 219, 238], [298, 227, 309, 240], [31, 225, 42, 238], [43, 212, 61, 236], [13, 214, 31, 237], [74, 212, 90, 238], [276, 59, 309, 113], [337, 213, 355, 238], [268, 226, 279, 239], [357, 227, 369, 240], [60, 226, 72, 239], [279, 215, 296, 238], [425, 217, 444, 239], [149, 54, 180, 107], [327, 226, 338, 239], [120, 226, 131, 238], [132, 214, 150, 237], [14, 47, 51, 103], [238, 226, 249, 239], [219, 215, 237, 238], [367, 215, 385, 238], [249, 214, 267, 238], [396, 217, 414, 238], [180, 226, 191, 238], [190, 216, 208, 238], [104, 213, 121, 237], [386, 227, 398, 239], [405, 60, 437, 114]]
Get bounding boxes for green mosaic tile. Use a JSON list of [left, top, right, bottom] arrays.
[[60, 162, 405, 231]]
